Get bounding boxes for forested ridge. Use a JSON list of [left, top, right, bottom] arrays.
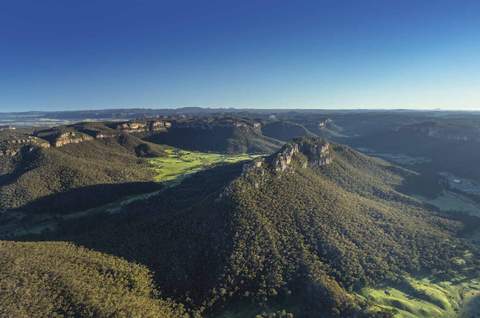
[[145, 118, 282, 154], [30, 137, 479, 317], [0, 134, 164, 214], [261, 120, 315, 141]]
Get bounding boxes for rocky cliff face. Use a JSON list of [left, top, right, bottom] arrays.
[[243, 137, 332, 175], [271, 138, 332, 172], [221, 138, 332, 196], [0, 136, 50, 157], [272, 143, 300, 172], [34, 128, 95, 148], [0, 119, 172, 157], [114, 120, 171, 133], [51, 131, 94, 147], [27, 119, 172, 149]]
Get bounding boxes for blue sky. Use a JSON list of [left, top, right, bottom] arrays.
[[1, 0, 479, 111]]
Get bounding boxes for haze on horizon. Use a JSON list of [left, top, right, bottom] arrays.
[[1, 0, 479, 112]]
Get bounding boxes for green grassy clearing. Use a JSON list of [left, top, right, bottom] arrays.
[[359, 275, 480, 318], [149, 148, 259, 183]]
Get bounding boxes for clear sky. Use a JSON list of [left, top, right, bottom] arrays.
[[1, 0, 479, 112]]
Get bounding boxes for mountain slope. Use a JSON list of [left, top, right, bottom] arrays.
[[0, 134, 164, 214], [0, 241, 186, 318], [145, 117, 283, 154], [46, 137, 476, 317]]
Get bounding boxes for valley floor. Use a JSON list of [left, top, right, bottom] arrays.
[[149, 148, 259, 183]]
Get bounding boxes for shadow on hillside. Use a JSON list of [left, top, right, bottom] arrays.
[[12, 181, 163, 215], [145, 127, 231, 152], [0, 148, 43, 188], [396, 166, 444, 199], [9, 163, 246, 302]]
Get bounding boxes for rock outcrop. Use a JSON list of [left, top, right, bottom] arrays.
[[51, 131, 94, 147], [0, 135, 50, 157], [318, 118, 331, 128], [271, 137, 332, 172], [25, 119, 172, 150], [34, 129, 94, 147], [74, 126, 118, 140], [242, 137, 332, 176], [113, 120, 171, 133], [272, 143, 300, 172], [298, 138, 332, 167]]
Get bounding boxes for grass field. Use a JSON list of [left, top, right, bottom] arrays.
[[149, 148, 258, 183], [359, 275, 480, 318]]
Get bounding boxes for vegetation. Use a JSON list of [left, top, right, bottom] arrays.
[[0, 240, 187, 318], [37, 137, 479, 317], [261, 120, 315, 142], [145, 117, 283, 154], [0, 135, 163, 214], [350, 119, 480, 183], [4, 112, 480, 317]]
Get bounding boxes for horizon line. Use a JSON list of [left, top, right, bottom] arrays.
[[2, 106, 480, 114]]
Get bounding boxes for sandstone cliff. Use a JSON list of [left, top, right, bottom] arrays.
[[0, 135, 50, 157], [243, 137, 332, 175], [113, 120, 171, 133]]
